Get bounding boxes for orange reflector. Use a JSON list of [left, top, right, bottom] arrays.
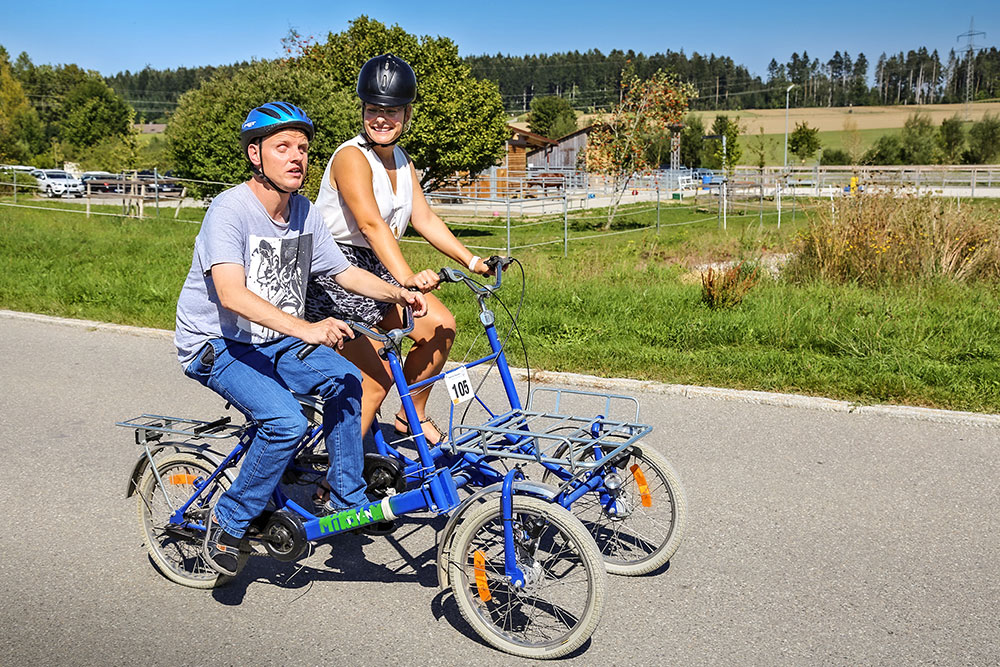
[[630, 464, 653, 507], [168, 474, 198, 486], [473, 550, 492, 602]]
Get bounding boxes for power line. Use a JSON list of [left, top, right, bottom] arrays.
[[957, 17, 986, 119]]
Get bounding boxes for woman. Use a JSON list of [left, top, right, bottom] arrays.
[[305, 53, 491, 449]]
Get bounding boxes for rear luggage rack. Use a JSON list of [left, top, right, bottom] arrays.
[[116, 414, 246, 444]]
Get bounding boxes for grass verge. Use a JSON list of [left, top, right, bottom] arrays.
[[2, 197, 999, 412]]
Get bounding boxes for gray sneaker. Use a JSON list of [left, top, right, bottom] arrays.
[[202, 508, 243, 576]]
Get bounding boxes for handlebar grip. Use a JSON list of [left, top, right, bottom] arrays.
[[485, 255, 514, 271], [296, 343, 319, 360]]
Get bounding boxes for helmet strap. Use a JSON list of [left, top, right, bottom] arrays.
[[359, 106, 409, 149], [360, 128, 403, 150]]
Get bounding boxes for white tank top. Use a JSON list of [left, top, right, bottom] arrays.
[[313, 134, 413, 249]]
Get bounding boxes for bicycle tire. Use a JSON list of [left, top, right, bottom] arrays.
[[447, 495, 606, 659], [543, 443, 687, 576], [135, 453, 245, 589]]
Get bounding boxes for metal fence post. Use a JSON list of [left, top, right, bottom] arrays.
[[506, 198, 511, 256], [758, 182, 763, 228], [13, 175, 17, 203], [792, 183, 797, 222], [563, 193, 568, 257], [776, 179, 782, 230], [722, 179, 727, 231], [656, 182, 660, 233]]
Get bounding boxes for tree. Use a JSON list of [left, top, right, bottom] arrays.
[[964, 113, 1000, 164], [679, 114, 704, 168], [529, 96, 576, 139], [788, 121, 821, 164], [864, 134, 903, 165], [167, 60, 357, 197], [59, 78, 134, 148], [820, 149, 851, 165], [0, 57, 38, 162], [938, 116, 965, 164], [707, 114, 742, 173], [585, 69, 696, 229], [299, 16, 509, 190], [548, 112, 578, 140], [842, 118, 865, 165], [745, 125, 775, 173], [900, 112, 937, 164]]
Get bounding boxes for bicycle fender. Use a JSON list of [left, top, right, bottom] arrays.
[[124, 442, 236, 498], [435, 480, 559, 589]]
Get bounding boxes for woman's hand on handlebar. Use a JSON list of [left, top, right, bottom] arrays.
[[403, 268, 441, 293], [478, 255, 512, 277], [470, 257, 493, 276], [396, 287, 428, 317], [299, 317, 355, 350]]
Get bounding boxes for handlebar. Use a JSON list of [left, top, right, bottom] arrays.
[[295, 306, 415, 360], [437, 255, 514, 296]]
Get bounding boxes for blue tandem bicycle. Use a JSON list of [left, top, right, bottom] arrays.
[[119, 257, 686, 658]]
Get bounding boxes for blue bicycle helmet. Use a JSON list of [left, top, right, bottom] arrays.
[[239, 101, 314, 192], [240, 101, 315, 152]]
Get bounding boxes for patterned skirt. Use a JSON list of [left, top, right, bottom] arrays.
[[304, 243, 401, 326]]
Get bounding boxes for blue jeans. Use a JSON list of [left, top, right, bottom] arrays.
[[184, 336, 368, 538]]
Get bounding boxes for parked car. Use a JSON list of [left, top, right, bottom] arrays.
[[1, 164, 37, 173], [30, 169, 84, 198], [80, 171, 118, 194], [132, 169, 174, 193]]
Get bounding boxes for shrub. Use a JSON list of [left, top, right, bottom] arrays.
[[820, 148, 851, 165], [786, 192, 1000, 285], [701, 261, 759, 309], [0, 170, 37, 196], [863, 135, 903, 165], [963, 113, 1000, 164]]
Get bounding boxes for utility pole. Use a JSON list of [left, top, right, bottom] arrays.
[[957, 18, 986, 120], [783, 84, 796, 169]]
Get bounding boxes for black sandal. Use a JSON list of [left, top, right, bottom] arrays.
[[312, 479, 331, 513], [393, 414, 444, 446]]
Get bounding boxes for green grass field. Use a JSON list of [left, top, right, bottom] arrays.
[[738, 127, 905, 166], [2, 197, 999, 413]]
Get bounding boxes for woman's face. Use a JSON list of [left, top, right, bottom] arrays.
[[363, 104, 409, 144]]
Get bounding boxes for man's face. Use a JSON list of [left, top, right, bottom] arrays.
[[249, 129, 309, 191]]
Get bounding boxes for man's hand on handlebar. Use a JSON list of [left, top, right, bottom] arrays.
[[299, 317, 355, 350], [396, 287, 428, 317], [403, 269, 441, 293]]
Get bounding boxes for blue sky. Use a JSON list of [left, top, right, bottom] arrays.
[[2, 0, 996, 80]]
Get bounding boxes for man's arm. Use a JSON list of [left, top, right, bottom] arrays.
[[333, 265, 428, 317], [211, 263, 355, 348]]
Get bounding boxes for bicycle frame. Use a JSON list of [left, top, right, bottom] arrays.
[[366, 263, 651, 519]]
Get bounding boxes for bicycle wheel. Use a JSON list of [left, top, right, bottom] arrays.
[[135, 453, 245, 589], [544, 444, 687, 576], [447, 495, 606, 659]]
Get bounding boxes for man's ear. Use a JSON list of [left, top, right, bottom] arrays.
[[247, 141, 261, 169]]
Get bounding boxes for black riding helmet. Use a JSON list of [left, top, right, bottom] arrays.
[[357, 54, 417, 148], [357, 54, 417, 107]]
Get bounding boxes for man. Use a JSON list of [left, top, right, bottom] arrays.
[[174, 101, 425, 576]]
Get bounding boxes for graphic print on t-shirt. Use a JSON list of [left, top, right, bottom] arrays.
[[241, 233, 314, 341]]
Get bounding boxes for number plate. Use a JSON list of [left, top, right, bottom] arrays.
[[445, 366, 474, 405]]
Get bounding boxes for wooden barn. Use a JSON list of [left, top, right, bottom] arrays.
[[438, 124, 556, 200], [526, 125, 595, 170]]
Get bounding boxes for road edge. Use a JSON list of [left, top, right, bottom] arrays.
[[5, 308, 998, 429]]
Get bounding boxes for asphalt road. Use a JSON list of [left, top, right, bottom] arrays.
[[1, 315, 998, 666]]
